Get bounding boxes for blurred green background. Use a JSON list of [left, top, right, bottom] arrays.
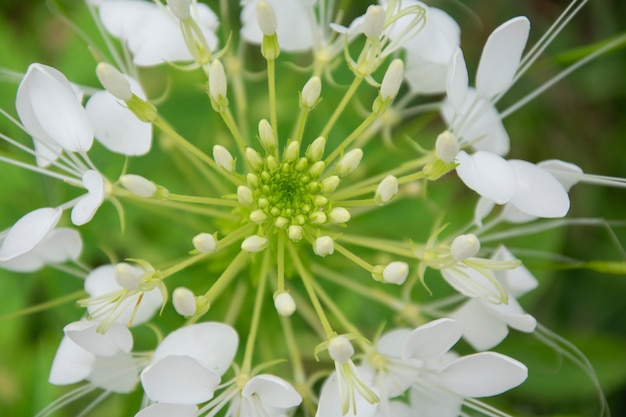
[[0, 0, 625, 416]]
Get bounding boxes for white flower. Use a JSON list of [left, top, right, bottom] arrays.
[[274, 292, 296, 316], [16, 63, 93, 167], [316, 367, 379, 417], [382, 261, 409, 285], [140, 322, 238, 404], [366, 319, 527, 416], [120, 174, 157, 198], [172, 287, 197, 317], [451, 246, 538, 350], [0, 207, 82, 272], [83, 264, 163, 328], [227, 374, 302, 417], [49, 320, 138, 393], [98, 0, 219, 66]]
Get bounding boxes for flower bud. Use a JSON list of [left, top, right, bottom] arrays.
[[328, 335, 354, 363], [241, 235, 268, 252], [383, 261, 409, 285], [314, 236, 334, 257], [249, 209, 268, 224], [329, 207, 350, 224], [450, 234, 480, 261], [115, 262, 142, 290], [288, 225, 303, 242], [96, 62, 132, 101], [321, 175, 340, 193], [284, 141, 300, 162], [374, 175, 398, 205], [213, 145, 235, 172], [380, 59, 404, 101], [308, 161, 325, 178], [306, 136, 326, 162], [274, 292, 296, 316], [237, 186, 254, 206], [258, 119, 277, 152], [274, 216, 289, 229], [208, 59, 228, 108], [120, 174, 157, 198], [301, 76, 321, 109], [172, 287, 196, 316], [245, 148, 263, 171], [309, 211, 327, 225], [363, 5, 386, 39], [256, 1, 277, 35], [193, 232, 217, 253], [436, 131, 459, 163], [336, 149, 363, 177], [167, 0, 191, 20]]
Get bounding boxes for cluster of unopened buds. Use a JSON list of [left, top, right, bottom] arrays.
[[0, 0, 623, 416]]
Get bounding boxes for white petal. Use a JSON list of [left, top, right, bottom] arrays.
[[49, 336, 95, 385], [455, 151, 516, 204], [37, 227, 83, 263], [0, 252, 45, 272], [483, 297, 537, 333], [476, 17, 530, 98], [446, 48, 468, 109], [64, 321, 133, 356], [243, 374, 302, 408], [451, 299, 509, 351], [84, 264, 119, 295], [99, 0, 156, 40], [437, 352, 527, 397], [441, 263, 502, 302], [0, 207, 61, 261], [408, 384, 462, 417], [473, 197, 495, 227], [86, 81, 152, 155], [403, 318, 462, 362], [404, 54, 448, 94], [507, 159, 570, 218], [127, 4, 218, 66], [538, 159, 583, 191], [16, 64, 93, 154], [400, 5, 460, 64], [141, 355, 219, 404], [152, 322, 238, 377], [376, 328, 412, 358], [135, 403, 198, 417], [71, 170, 106, 226], [89, 351, 138, 393], [491, 246, 538, 296], [315, 371, 379, 417], [501, 204, 538, 223], [443, 89, 510, 155]]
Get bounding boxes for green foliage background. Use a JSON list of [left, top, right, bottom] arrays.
[[0, 1, 625, 416]]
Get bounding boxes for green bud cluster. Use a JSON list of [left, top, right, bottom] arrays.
[[244, 137, 347, 235]]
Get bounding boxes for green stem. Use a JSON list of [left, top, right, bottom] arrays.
[[220, 107, 248, 158], [320, 76, 363, 138], [335, 234, 416, 258], [268, 58, 278, 137], [204, 250, 249, 302], [241, 250, 270, 374], [154, 116, 241, 186], [333, 242, 374, 272], [324, 110, 379, 166], [287, 242, 335, 337], [277, 231, 286, 292], [313, 264, 404, 311], [168, 193, 240, 207]]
